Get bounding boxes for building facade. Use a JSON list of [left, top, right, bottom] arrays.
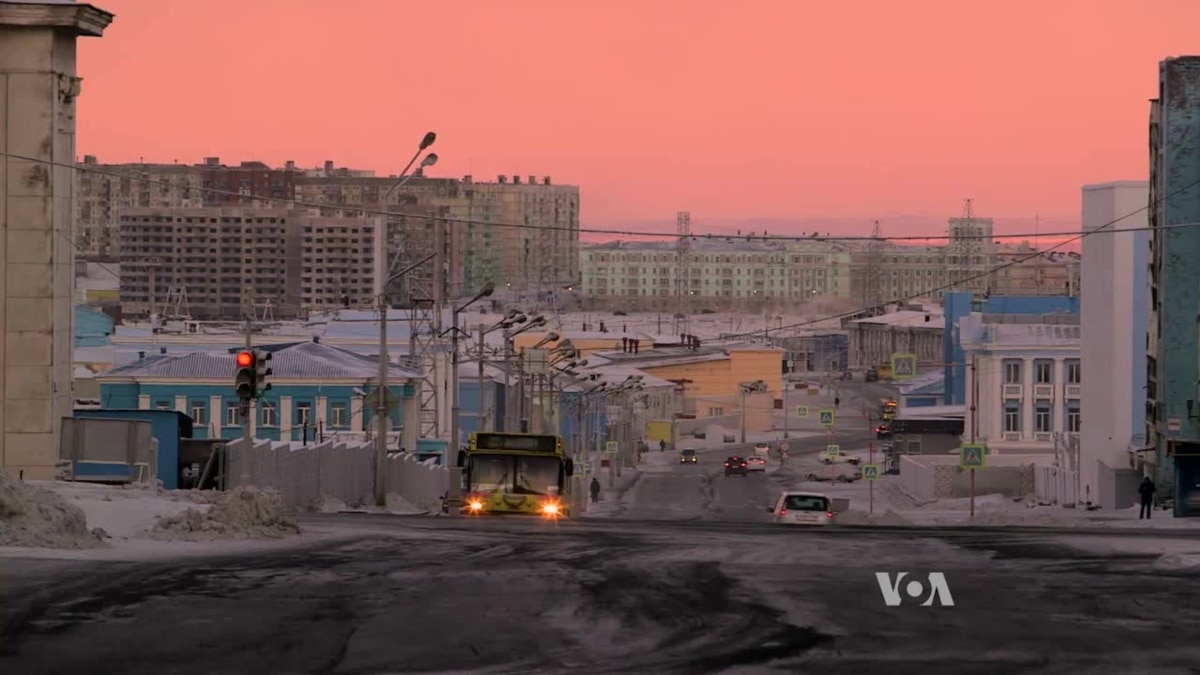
[[1147, 57, 1200, 516], [959, 312, 1081, 456], [846, 310, 943, 370], [1080, 181, 1150, 508], [118, 207, 384, 319], [95, 340, 421, 444]]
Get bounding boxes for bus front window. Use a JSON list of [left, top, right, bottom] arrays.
[[514, 456, 562, 496], [470, 456, 510, 492]]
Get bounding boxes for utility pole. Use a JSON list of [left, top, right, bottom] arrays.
[[240, 318, 253, 486], [969, 354, 978, 519], [374, 292, 390, 507], [476, 326, 489, 431]]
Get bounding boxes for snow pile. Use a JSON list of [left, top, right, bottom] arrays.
[[966, 509, 1080, 528], [835, 509, 913, 526], [1151, 553, 1200, 571], [150, 486, 300, 541], [0, 472, 104, 549]]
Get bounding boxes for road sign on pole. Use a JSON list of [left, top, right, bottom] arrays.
[[959, 443, 986, 469], [796, 405, 809, 418], [891, 353, 917, 380], [825, 444, 840, 457], [862, 464, 880, 480], [605, 441, 618, 454], [818, 409, 836, 427]]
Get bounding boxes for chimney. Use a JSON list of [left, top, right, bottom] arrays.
[[513, 175, 522, 184], [84, 155, 96, 164], [324, 160, 334, 173], [204, 157, 220, 166], [543, 176, 551, 185], [463, 175, 473, 184], [285, 160, 295, 170], [528, 175, 536, 185], [498, 175, 507, 183]]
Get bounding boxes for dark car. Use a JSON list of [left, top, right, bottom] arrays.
[[875, 424, 893, 439], [724, 456, 748, 477], [679, 449, 698, 464]]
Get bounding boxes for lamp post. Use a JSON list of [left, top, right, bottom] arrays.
[[445, 282, 495, 508], [476, 310, 527, 431], [501, 315, 546, 431]]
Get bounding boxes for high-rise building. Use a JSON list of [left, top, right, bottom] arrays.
[[1080, 181, 1149, 508], [118, 207, 383, 320], [1147, 56, 1200, 516]]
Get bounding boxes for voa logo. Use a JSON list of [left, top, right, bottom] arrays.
[[875, 572, 955, 607]]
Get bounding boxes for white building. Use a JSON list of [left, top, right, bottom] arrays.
[[1080, 181, 1150, 508], [959, 312, 1081, 455]]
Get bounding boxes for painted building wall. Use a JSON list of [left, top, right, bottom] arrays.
[[73, 409, 189, 489], [943, 292, 1081, 405], [75, 305, 115, 347], [1080, 181, 1149, 507]]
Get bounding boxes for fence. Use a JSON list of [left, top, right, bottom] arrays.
[[224, 438, 448, 513], [1033, 465, 1080, 506], [899, 454, 1040, 501]]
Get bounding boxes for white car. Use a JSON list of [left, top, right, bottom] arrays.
[[747, 456, 767, 472], [753, 443, 771, 457], [768, 491, 834, 526]]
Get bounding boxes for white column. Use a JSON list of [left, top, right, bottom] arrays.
[[1052, 358, 1065, 433], [279, 395, 293, 440], [137, 394, 150, 410], [1022, 357, 1034, 439], [174, 395, 186, 414], [350, 395, 364, 432], [209, 395, 221, 435], [316, 396, 328, 431]]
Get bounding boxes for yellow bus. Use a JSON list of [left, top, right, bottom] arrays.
[[458, 432, 576, 517]]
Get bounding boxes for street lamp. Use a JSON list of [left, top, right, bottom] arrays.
[[446, 282, 496, 508], [504, 315, 546, 431]]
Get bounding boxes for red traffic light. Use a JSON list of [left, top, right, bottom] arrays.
[[236, 351, 253, 367]]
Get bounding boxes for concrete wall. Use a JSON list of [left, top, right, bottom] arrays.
[[1080, 181, 1150, 508], [1098, 459, 1141, 510], [225, 437, 449, 513], [899, 454, 1038, 500]]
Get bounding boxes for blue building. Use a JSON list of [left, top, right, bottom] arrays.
[[942, 291, 1080, 405], [96, 338, 421, 443]]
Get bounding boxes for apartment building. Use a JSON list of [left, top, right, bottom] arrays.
[[578, 239, 853, 310], [118, 207, 383, 320], [991, 245, 1081, 296]]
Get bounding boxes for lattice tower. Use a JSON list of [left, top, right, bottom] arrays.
[[949, 198, 986, 293], [672, 211, 692, 335], [406, 215, 449, 439], [861, 220, 886, 314]]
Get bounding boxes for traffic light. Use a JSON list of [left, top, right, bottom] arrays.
[[254, 350, 272, 397], [235, 350, 255, 400]]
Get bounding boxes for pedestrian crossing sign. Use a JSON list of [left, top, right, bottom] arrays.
[[819, 409, 836, 427], [825, 444, 840, 457], [796, 405, 809, 418], [959, 443, 986, 469], [891, 353, 917, 380], [862, 464, 880, 480], [605, 441, 618, 454]]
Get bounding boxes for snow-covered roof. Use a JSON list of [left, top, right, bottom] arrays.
[[897, 370, 944, 396], [849, 310, 943, 328], [97, 340, 419, 381], [960, 313, 1081, 349]]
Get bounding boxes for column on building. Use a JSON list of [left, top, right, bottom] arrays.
[[174, 395, 186, 414], [982, 354, 1001, 442], [1022, 357, 1035, 440], [208, 395, 222, 438], [316, 396, 328, 437], [1052, 358, 1065, 434], [279, 395, 293, 440], [138, 395, 150, 410], [350, 394, 364, 433]]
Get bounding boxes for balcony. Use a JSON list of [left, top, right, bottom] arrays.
[[1034, 432, 1052, 443], [1065, 384, 1081, 399], [1033, 384, 1054, 399], [1002, 384, 1022, 399], [1003, 432, 1021, 441]]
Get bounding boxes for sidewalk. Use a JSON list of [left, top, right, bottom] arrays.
[[579, 460, 644, 518]]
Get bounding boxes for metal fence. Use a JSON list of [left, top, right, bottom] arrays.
[[1033, 465, 1080, 506], [224, 438, 448, 513]]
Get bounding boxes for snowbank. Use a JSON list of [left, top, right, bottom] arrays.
[[0, 472, 104, 549], [834, 509, 913, 526], [150, 487, 301, 541], [1152, 553, 1200, 571]]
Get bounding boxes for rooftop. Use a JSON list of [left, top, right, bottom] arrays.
[[98, 340, 420, 381], [959, 312, 1082, 348], [850, 310, 943, 328]]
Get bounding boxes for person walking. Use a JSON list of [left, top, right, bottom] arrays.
[[1139, 476, 1157, 520], [589, 477, 601, 503]]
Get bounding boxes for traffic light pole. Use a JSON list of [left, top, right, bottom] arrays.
[[239, 319, 253, 485]]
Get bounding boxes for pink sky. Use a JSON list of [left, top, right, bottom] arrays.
[[75, 0, 1200, 241]]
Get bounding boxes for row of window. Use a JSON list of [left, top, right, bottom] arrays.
[[1002, 359, 1081, 385], [1001, 404, 1081, 434], [153, 399, 350, 428]]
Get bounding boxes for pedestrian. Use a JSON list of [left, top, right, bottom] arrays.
[[659, 439, 666, 453], [589, 477, 601, 503], [1139, 477, 1156, 520]]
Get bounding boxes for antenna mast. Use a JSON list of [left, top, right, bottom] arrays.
[[949, 198, 986, 294], [673, 211, 692, 336], [862, 219, 886, 314]]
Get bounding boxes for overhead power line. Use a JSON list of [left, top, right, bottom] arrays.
[[2, 151, 1192, 244]]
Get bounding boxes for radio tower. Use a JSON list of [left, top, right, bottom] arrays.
[[949, 198, 985, 293], [406, 214, 449, 439], [862, 219, 886, 314], [672, 211, 692, 336]]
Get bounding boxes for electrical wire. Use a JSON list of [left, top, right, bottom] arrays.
[[718, 177, 1200, 341], [2, 151, 1189, 244]]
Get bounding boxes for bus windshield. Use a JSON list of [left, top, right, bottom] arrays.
[[469, 454, 562, 496]]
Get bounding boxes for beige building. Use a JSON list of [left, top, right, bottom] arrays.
[[0, 1, 114, 479], [991, 244, 1080, 296], [118, 208, 383, 320], [846, 310, 944, 370]]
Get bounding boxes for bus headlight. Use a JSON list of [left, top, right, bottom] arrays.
[[468, 500, 484, 512], [541, 502, 560, 516]]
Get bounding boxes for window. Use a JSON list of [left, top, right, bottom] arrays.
[[1004, 405, 1021, 433], [1066, 407, 1081, 433], [190, 402, 207, 425], [709, 407, 724, 416], [226, 404, 241, 427], [331, 403, 347, 427], [261, 404, 277, 427], [296, 402, 312, 426], [155, 400, 171, 410], [1035, 361, 1052, 384], [1003, 361, 1022, 384], [1066, 360, 1081, 384], [1035, 405, 1052, 433]]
